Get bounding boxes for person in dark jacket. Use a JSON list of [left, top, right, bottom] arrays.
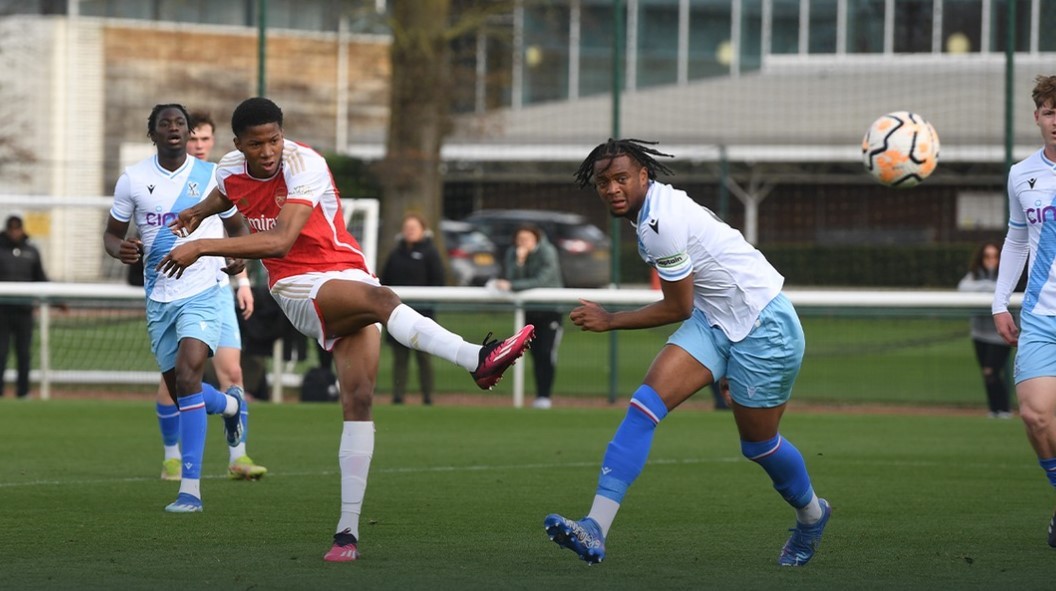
[[379, 213, 446, 404], [491, 224, 564, 408], [0, 215, 49, 398]]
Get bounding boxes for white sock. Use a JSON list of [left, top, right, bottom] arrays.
[[179, 478, 201, 499], [229, 442, 247, 463], [587, 495, 621, 537], [223, 394, 239, 417], [336, 421, 375, 539], [796, 493, 824, 525], [386, 304, 480, 370], [163, 444, 181, 460]]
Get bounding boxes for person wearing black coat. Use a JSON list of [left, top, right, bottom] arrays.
[[0, 215, 49, 398], [379, 214, 446, 404]]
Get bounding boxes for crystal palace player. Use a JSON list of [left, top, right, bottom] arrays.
[[543, 138, 830, 566], [156, 97, 534, 561], [993, 74, 1056, 549], [104, 104, 252, 513]]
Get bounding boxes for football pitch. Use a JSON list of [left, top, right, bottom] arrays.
[[1, 400, 1052, 590]]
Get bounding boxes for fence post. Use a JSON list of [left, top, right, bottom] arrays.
[[39, 302, 51, 401], [513, 302, 526, 408]]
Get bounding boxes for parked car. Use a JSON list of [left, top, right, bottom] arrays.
[[463, 209, 611, 288], [440, 219, 501, 286]]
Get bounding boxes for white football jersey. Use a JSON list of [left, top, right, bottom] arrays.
[[635, 180, 784, 341], [994, 148, 1056, 316], [110, 155, 235, 302]]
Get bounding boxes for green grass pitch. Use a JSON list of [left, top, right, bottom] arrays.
[[1, 400, 1052, 590]]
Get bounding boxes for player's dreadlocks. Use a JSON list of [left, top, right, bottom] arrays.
[[231, 97, 284, 137], [146, 103, 191, 138], [574, 138, 675, 189]]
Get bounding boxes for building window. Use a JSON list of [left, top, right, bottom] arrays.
[[942, 0, 982, 53], [989, 0, 1031, 52], [579, 2, 615, 97], [637, 0, 680, 88], [689, 0, 733, 78], [1042, 0, 1056, 51], [770, 0, 801, 54], [847, 0, 886, 53], [523, 4, 570, 104], [808, 0, 838, 53], [894, 0, 933, 53]]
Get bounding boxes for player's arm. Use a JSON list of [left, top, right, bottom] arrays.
[[168, 186, 235, 238], [103, 216, 144, 265], [993, 176, 1029, 346], [103, 174, 143, 264], [570, 274, 694, 332], [156, 202, 312, 279]]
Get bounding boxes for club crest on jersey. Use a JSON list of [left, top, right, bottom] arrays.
[[187, 182, 199, 197], [275, 189, 287, 207]]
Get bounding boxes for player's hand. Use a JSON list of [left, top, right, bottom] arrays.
[[167, 208, 203, 238], [993, 311, 1019, 346], [570, 299, 613, 332], [118, 238, 144, 265], [221, 257, 246, 276], [155, 242, 201, 279], [236, 283, 255, 319]]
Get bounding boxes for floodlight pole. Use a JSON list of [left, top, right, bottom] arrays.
[[257, 0, 268, 96], [608, 0, 624, 404]]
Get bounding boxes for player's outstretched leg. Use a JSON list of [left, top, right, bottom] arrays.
[[778, 498, 832, 566], [225, 386, 268, 480], [544, 514, 606, 564], [471, 325, 536, 390]]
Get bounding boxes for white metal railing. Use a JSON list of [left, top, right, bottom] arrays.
[[0, 282, 1022, 407]]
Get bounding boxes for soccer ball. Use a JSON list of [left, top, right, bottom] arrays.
[[861, 111, 940, 188]]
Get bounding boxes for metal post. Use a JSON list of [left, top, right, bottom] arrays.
[[608, 0, 624, 404], [513, 304, 526, 408], [39, 302, 50, 401], [257, 0, 268, 96]]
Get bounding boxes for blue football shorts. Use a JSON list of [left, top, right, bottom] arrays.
[[667, 292, 805, 408], [146, 284, 224, 373], [216, 282, 242, 350], [1014, 309, 1056, 383]]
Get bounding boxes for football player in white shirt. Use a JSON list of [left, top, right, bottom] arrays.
[[544, 139, 829, 566], [146, 110, 265, 482], [104, 104, 251, 513], [993, 74, 1056, 549]]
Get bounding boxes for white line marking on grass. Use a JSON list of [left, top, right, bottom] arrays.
[[0, 457, 742, 489], [0, 455, 1001, 489]]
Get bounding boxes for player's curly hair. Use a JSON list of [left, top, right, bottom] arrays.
[[146, 103, 191, 138], [574, 138, 675, 189], [231, 97, 284, 137], [1032, 75, 1056, 109]]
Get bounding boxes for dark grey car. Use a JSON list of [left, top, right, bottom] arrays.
[[463, 209, 611, 288], [440, 219, 501, 286]]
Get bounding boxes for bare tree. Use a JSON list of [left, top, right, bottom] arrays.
[[377, 0, 508, 255]]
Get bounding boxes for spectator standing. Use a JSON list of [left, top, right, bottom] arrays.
[[0, 215, 48, 398], [491, 224, 564, 409], [379, 213, 445, 405], [959, 241, 1013, 418]]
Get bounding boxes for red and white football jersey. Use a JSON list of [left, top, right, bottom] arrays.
[[215, 139, 369, 287]]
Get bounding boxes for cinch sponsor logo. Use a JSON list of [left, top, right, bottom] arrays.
[[247, 216, 277, 232], [144, 212, 179, 227], [1026, 200, 1056, 224]]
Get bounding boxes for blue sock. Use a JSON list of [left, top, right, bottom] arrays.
[[156, 402, 180, 446], [201, 383, 228, 415], [741, 434, 815, 508], [596, 385, 669, 504], [1040, 458, 1056, 488], [177, 393, 207, 480]]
